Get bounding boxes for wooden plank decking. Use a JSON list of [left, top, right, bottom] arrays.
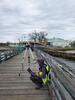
[[0, 49, 50, 100]]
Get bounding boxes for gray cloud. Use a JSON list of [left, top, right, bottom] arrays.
[[0, 0, 75, 42]]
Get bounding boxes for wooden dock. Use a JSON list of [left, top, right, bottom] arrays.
[[0, 49, 50, 100]]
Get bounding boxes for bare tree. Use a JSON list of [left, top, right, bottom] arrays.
[[29, 31, 48, 43], [29, 31, 38, 42], [38, 31, 48, 42], [70, 41, 75, 48]]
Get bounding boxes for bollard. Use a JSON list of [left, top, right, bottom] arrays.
[[19, 73, 21, 77], [28, 56, 30, 65]]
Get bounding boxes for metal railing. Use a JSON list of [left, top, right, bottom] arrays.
[[0, 49, 22, 63], [34, 48, 75, 100]]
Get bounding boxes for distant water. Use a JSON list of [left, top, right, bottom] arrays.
[[55, 57, 75, 69]]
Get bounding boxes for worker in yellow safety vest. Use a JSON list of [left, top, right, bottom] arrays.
[[27, 58, 51, 89]]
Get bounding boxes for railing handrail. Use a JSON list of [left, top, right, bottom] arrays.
[[34, 48, 74, 100]]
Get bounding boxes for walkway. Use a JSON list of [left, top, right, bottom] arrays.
[[0, 49, 50, 100]]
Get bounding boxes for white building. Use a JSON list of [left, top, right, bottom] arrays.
[[48, 38, 70, 47]]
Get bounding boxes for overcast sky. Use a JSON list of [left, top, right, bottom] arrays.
[[0, 0, 75, 42]]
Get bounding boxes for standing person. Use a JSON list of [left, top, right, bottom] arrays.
[[26, 43, 30, 50], [27, 58, 51, 89]]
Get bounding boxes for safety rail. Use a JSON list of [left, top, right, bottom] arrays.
[[0, 49, 23, 63], [34, 48, 75, 100], [34, 43, 75, 60]]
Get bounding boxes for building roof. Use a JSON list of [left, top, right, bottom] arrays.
[[48, 38, 65, 43]]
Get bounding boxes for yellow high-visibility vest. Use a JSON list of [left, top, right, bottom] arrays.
[[42, 65, 51, 84], [35, 65, 51, 84]]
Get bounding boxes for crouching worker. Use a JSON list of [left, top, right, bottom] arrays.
[[27, 58, 51, 89]]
